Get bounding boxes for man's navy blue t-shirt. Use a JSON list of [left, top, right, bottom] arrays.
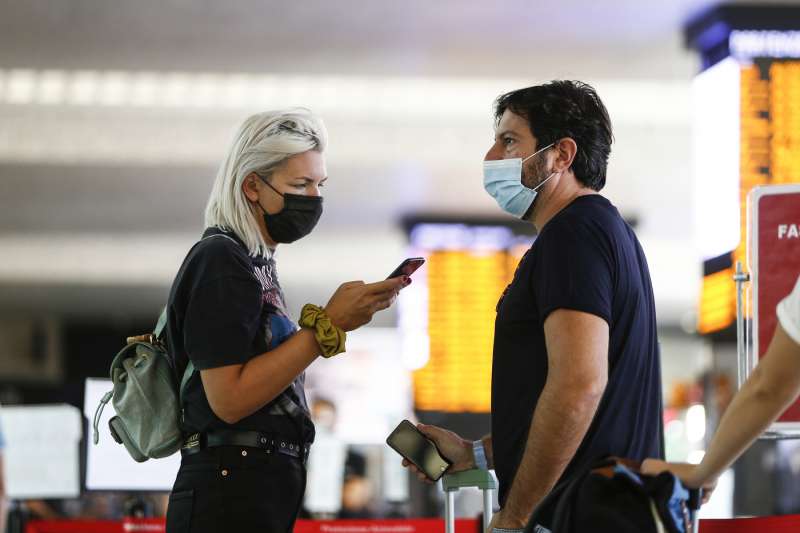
[[491, 194, 664, 506]]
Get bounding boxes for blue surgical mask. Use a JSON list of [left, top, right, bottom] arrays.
[[483, 143, 556, 218]]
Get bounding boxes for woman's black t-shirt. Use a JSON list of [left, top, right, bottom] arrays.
[[165, 227, 314, 444]]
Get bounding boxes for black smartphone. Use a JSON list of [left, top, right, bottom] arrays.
[[386, 419, 452, 481], [387, 257, 425, 280]]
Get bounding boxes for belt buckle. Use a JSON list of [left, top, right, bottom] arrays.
[[182, 432, 201, 450]]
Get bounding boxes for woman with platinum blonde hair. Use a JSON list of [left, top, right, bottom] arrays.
[[157, 108, 408, 533]]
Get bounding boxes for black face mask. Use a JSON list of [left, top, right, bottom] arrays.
[[257, 177, 323, 244]]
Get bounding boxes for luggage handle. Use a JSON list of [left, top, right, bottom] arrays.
[[688, 488, 703, 533], [442, 468, 496, 533]]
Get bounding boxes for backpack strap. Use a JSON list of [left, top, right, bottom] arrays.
[[149, 305, 194, 405], [179, 360, 195, 402], [92, 390, 114, 445], [158, 233, 237, 416], [152, 233, 237, 343], [153, 307, 167, 341]]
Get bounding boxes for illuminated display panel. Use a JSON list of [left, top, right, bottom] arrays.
[[693, 57, 741, 263], [399, 222, 533, 413], [687, 6, 800, 333], [697, 56, 800, 333], [698, 267, 736, 334], [770, 62, 800, 185]]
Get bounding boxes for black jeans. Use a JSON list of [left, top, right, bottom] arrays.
[[166, 445, 307, 533]]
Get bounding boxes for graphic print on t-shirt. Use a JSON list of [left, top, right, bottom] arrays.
[[252, 260, 311, 421], [253, 263, 289, 312], [251, 259, 299, 348]]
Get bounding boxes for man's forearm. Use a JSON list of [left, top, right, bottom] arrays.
[[501, 382, 603, 525]]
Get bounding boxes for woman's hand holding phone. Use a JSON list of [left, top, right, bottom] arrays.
[[387, 257, 424, 280], [324, 258, 423, 331], [324, 278, 406, 331]]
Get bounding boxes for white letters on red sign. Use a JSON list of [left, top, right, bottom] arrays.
[[778, 224, 800, 239]]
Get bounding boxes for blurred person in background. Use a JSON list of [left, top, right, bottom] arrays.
[[301, 397, 347, 519], [404, 81, 664, 532], [155, 108, 407, 533], [644, 274, 800, 498], [310, 397, 338, 435], [338, 452, 376, 519]]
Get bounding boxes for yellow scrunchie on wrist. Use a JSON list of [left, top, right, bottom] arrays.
[[299, 304, 346, 358]]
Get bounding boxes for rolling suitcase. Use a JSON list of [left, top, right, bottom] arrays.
[[443, 468, 496, 533]]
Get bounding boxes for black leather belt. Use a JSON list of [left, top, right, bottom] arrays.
[[181, 429, 310, 463]]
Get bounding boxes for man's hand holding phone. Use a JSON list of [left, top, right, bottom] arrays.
[[393, 422, 474, 484]]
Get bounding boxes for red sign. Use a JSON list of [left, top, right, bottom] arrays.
[[26, 519, 481, 533], [699, 514, 800, 533], [751, 185, 800, 423], [294, 519, 479, 533], [28, 515, 800, 533]]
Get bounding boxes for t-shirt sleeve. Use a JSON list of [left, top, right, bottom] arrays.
[[777, 274, 800, 345], [531, 217, 614, 326], [183, 274, 264, 370]]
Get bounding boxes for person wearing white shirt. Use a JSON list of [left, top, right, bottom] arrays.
[[644, 275, 800, 495]]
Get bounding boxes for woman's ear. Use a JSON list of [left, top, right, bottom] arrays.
[[242, 173, 261, 202]]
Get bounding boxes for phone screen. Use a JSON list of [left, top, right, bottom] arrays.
[[386, 420, 451, 481], [387, 257, 425, 280]]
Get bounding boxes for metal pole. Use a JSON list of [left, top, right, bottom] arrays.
[[445, 490, 455, 533], [734, 261, 750, 388], [483, 488, 494, 532]]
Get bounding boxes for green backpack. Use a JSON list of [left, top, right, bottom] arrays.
[[92, 309, 194, 462]]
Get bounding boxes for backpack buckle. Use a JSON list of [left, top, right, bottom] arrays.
[[108, 416, 123, 444]]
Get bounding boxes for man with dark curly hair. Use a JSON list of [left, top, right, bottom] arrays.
[[404, 81, 664, 532]]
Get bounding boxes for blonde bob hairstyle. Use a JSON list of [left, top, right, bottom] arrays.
[[204, 108, 328, 256]]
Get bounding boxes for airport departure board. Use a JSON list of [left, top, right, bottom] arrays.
[[399, 222, 534, 413], [686, 6, 800, 333], [697, 57, 800, 333]]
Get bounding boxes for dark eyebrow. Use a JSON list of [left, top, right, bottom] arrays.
[[495, 129, 518, 140]]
